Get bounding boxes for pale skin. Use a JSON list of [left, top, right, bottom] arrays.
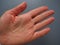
[[0, 2, 55, 45]]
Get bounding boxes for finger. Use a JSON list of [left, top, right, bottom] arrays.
[[33, 17, 55, 31], [27, 6, 48, 18], [32, 10, 54, 23], [6, 2, 27, 16], [32, 27, 50, 40]]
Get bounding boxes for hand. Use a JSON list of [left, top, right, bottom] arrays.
[[0, 2, 55, 45]]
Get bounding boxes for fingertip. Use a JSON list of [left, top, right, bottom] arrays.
[[49, 10, 55, 13], [43, 27, 51, 34], [50, 17, 55, 21], [48, 17, 55, 22], [23, 1, 27, 4], [22, 1, 27, 7], [41, 6, 48, 9], [46, 27, 51, 31]]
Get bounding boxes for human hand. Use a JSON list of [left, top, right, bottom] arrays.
[[0, 2, 55, 45]]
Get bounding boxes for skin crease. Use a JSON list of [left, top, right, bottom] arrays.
[[0, 2, 55, 45]]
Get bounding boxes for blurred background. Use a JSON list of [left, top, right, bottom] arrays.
[[0, 0, 60, 45]]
